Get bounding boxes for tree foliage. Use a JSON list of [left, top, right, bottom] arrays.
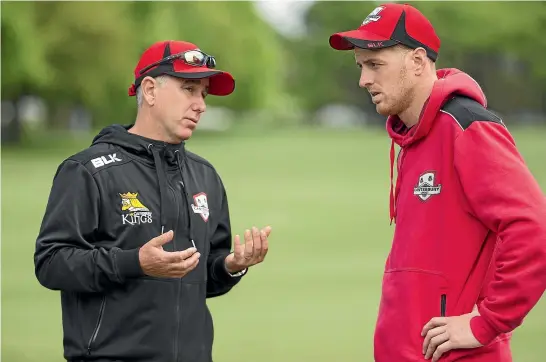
[[286, 1, 546, 115], [1, 0, 544, 136], [1, 1, 285, 127]]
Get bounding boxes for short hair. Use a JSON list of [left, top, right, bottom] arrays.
[[136, 75, 168, 108]]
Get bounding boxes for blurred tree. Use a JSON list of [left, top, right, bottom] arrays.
[[287, 1, 546, 119], [1, 1, 286, 137]]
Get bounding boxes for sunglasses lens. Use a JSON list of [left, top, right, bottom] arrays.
[[207, 57, 216, 69], [183, 51, 206, 66]]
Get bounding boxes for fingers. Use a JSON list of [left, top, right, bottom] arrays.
[[161, 250, 200, 277], [170, 251, 200, 274], [233, 234, 243, 254], [260, 228, 269, 260], [252, 227, 262, 258], [421, 317, 447, 336], [163, 247, 197, 264], [432, 340, 453, 362], [148, 230, 174, 247], [243, 229, 253, 260], [231, 225, 271, 268], [424, 328, 449, 359], [262, 225, 272, 237], [178, 246, 198, 260], [422, 326, 446, 355]]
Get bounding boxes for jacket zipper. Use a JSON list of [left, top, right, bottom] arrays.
[[173, 153, 191, 362], [87, 296, 106, 355], [440, 294, 447, 317], [168, 183, 182, 362], [175, 152, 194, 249]]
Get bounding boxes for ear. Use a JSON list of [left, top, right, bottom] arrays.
[[141, 76, 158, 106], [411, 47, 429, 76]]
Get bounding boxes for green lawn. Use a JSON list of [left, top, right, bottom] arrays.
[[2, 126, 545, 362]]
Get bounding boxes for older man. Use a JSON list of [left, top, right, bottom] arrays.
[[34, 40, 271, 362]]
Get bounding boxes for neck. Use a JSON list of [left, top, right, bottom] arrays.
[[129, 111, 176, 144], [398, 73, 437, 128]]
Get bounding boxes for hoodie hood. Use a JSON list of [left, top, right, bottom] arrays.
[[92, 124, 195, 245], [92, 124, 185, 166], [386, 68, 487, 147], [386, 68, 487, 224]]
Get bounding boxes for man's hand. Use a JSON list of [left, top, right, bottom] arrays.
[[224, 226, 271, 274], [421, 306, 483, 361], [139, 230, 200, 278]]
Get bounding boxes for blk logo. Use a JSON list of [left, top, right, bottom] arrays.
[[91, 154, 122, 168]]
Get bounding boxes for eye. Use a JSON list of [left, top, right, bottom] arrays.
[[184, 85, 195, 93], [369, 62, 380, 69]]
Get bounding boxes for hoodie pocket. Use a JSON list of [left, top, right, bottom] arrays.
[[81, 277, 177, 361], [86, 296, 106, 355], [374, 268, 449, 362]]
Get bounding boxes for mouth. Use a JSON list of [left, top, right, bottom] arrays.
[[369, 91, 382, 104], [183, 117, 198, 130]]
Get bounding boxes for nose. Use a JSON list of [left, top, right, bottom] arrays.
[[192, 96, 206, 113], [359, 68, 373, 89]]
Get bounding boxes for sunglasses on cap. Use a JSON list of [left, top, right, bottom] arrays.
[[139, 49, 217, 75]]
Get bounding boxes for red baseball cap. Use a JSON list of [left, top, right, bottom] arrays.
[[128, 40, 235, 96], [329, 3, 440, 61]]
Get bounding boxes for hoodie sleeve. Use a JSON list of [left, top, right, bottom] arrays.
[[34, 159, 144, 293], [453, 121, 546, 345], [206, 176, 245, 298]]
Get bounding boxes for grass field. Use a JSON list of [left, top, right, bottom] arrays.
[[2, 126, 546, 362]]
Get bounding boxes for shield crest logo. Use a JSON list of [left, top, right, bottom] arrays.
[[413, 172, 442, 201], [191, 192, 210, 222]]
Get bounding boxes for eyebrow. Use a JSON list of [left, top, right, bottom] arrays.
[[182, 79, 201, 85], [182, 79, 209, 91], [360, 58, 383, 64]]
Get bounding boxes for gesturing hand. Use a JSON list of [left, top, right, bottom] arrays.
[[421, 306, 483, 361], [139, 230, 200, 278], [224, 226, 271, 274]]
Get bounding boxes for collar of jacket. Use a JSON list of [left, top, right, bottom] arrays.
[[91, 123, 186, 170]]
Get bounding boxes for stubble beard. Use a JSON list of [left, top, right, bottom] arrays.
[[376, 65, 414, 117]]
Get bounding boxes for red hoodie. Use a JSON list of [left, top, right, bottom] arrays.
[[374, 68, 546, 361]]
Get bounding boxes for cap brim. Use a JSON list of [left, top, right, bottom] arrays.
[[165, 67, 235, 96], [329, 29, 397, 51]]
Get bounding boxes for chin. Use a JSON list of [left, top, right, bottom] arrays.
[[375, 103, 396, 117], [177, 127, 194, 141]]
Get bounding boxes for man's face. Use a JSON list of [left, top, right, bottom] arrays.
[[354, 46, 416, 117], [152, 77, 209, 143]]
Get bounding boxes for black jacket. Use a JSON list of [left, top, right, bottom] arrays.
[[34, 124, 245, 362]]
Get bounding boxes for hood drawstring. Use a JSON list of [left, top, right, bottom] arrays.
[[175, 150, 196, 249], [389, 140, 406, 225], [389, 140, 396, 225], [148, 144, 169, 234]]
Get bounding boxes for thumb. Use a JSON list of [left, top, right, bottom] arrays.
[[149, 230, 174, 247]]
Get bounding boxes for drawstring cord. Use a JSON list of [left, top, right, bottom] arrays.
[[175, 150, 196, 249], [389, 140, 396, 225], [148, 144, 168, 233]]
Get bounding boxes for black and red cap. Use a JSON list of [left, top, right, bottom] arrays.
[[128, 40, 235, 97], [329, 3, 440, 61]]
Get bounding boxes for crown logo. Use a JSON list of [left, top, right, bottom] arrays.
[[120, 192, 138, 199]]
